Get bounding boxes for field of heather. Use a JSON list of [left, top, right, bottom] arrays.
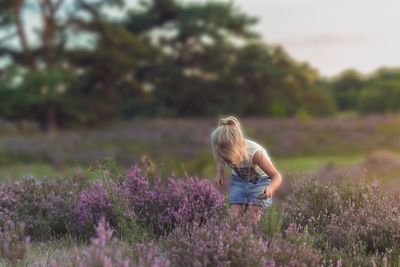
[[2, 114, 400, 179], [1, 162, 400, 266], [2, 115, 400, 266]]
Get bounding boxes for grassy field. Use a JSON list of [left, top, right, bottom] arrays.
[[0, 154, 366, 182], [2, 114, 400, 180]]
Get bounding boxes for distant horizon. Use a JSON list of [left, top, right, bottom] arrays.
[[229, 0, 400, 77]]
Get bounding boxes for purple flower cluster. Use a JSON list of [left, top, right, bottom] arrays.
[[0, 175, 87, 240], [139, 175, 226, 235], [163, 216, 321, 267], [269, 223, 323, 266], [74, 182, 117, 235], [282, 175, 400, 266], [325, 181, 400, 256], [74, 164, 226, 236], [122, 165, 152, 213], [282, 175, 344, 233], [163, 216, 273, 267]]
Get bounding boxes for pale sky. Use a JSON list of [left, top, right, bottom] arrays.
[[229, 0, 400, 77], [13, 0, 400, 77]]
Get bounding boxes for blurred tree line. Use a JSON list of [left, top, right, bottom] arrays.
[[320, 68, 400, 115], [0, 0, 397, 131]]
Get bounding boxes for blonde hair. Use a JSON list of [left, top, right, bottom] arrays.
[[210, 116, 249, 166]]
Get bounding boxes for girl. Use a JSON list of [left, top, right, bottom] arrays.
[[210, 116, 283, 222]]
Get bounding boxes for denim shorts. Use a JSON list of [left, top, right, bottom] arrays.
[[229, 174, 273, 207]]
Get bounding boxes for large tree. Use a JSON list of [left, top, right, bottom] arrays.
[[124, 0, 260, 116], [0, 0, 148, 130], [124, 0, 335, 117]]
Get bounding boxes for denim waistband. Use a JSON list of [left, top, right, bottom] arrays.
[[232, 174, 271, 183]]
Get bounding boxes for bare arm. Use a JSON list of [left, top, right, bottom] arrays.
[[215, 159, 226, 186], [252, 150, 282, 196]]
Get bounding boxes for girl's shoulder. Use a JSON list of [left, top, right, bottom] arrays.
[[244, 138, 271, 162], [244, 138, 266, 151]]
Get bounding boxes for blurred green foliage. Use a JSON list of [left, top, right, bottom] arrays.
[[0, 0, 337, 131], [322, 67, 400, 114]]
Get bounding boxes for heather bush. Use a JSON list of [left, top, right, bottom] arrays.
[[73, 164, 226, 238], [163, 215, 322, 267], [323, 181, 400, 262], [0, 175, 88, 240], [282, 175, 344, 234], [122, 165, 152, 211], [115, 164, 227, 237], [282, 174, 371, 234], [103, 164, 155, 244], [282, 174, 400, 266], [139, 175, 226, 236], [163, 216, 274, 267], [266, 223, 322, 267], [74, 160, 152, 243], [73, 181, 118, 237], [34, 217, 170, 267]]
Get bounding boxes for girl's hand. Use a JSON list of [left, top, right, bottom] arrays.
[[215, 177, 224, 186], [258, 186, 273, 199], [252, 151, 283, 199], [215, 159, 226, 188]]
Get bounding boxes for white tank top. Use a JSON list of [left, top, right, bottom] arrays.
[[223, 138, 271, 179]]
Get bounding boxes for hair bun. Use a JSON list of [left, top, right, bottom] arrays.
[[218, 116, 239, 127]]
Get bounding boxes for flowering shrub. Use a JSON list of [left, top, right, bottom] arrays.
[[163, 215, 322, 267], [139, 176, 226, 236], [34, 217, 170, 267], [268, 223, 322, 266], [163, 216, 273, 267], [0, 175, 88, 240], [283, 174, 400, 266], [282, 174, 373, 233], [73, 182, 118, 236], [122, 165, 152, 212], [3, 161, 400, 266], [73, 165, 226, 237], [282, 175, 345, 234], [324, 181, 400, 257]]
